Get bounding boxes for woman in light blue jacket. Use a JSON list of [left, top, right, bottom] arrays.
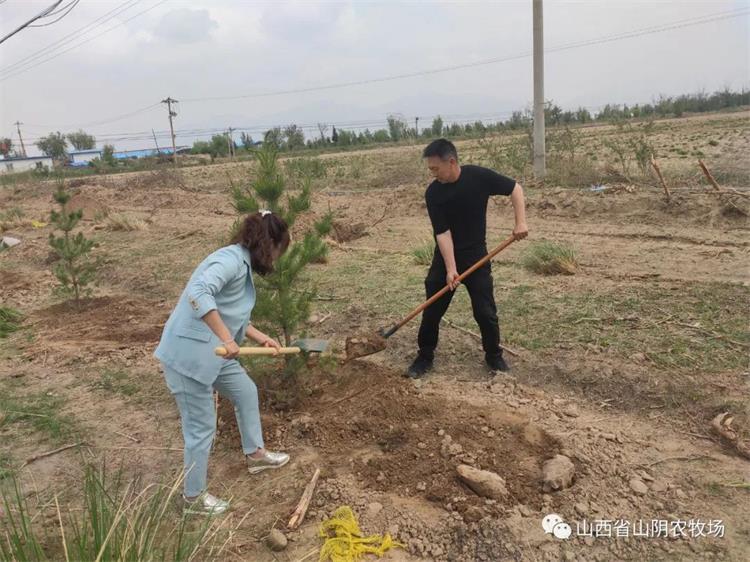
[[155, 211, 290, 515]]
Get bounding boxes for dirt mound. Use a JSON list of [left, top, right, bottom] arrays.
[[218, 361, 561, 518], [331, 220, 367, 243], [67, 193, 109, 221], [0, 269, 29, 291], [36, 295, 166, 345], [530, 188, 749, 227]]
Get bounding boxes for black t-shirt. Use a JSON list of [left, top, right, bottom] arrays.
[[425, 165, 516, 252]]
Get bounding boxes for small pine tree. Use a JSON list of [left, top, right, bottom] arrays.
[[49, 180, 97, 306], [231, 144, 332, 348]]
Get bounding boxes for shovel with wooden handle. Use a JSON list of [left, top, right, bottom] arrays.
[[215, 338, 328, 357], [345, 234, 517, 360]]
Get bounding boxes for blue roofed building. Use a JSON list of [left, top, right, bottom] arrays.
[[69, 149, 102, 167]]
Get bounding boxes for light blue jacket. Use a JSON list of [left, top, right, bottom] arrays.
[[154, 244, 256, 384]]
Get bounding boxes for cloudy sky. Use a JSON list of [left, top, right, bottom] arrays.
[[0, 0, 747, 155]]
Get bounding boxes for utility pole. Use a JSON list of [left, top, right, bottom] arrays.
[[415, 116, 419, 138], [152, 129, 162, 155], [161, 97, 178, 164], [15, 121, 27, 157], [227, 127, 235, 159], [533, 0, 545, 178]]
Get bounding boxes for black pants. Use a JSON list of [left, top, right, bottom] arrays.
[[416, 247, 502, 360]]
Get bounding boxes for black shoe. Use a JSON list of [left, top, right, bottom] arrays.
[[485, 354, 509, 373], [406, 355, 433, 379]]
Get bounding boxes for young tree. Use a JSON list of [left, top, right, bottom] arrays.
[[36, 132, 68, 160], [67, 130, 96, 151], [102, 144, 117, 166], [0, 137, 12, 157], [386, 115, 407, 142], [283, 124, 305, 151], [192, 135, 229, 159], [264, 127, 284, 150], [48, 180, 97, 306], [431, 116, 443, 137], [240, 132, 254, 149], [231, 144, 332, 348], [331, 126, 339, 144]]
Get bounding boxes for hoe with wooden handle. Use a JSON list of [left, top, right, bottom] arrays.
[[345, 234, 517, 361]]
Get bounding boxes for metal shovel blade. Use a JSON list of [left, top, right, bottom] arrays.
[[292, 338, 329, 353]]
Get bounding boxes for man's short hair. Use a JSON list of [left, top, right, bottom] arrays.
[[423, 139, 458, 161]]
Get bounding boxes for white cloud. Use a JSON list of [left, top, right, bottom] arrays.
[[0, 0, 746, 153], [153, 8, 218, 45]]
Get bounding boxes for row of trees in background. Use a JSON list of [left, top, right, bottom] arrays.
[[189, 88, 749, 155], [36, 130, 96, 159], [3, 89, 746, 162], [0, 130, 97, 160]]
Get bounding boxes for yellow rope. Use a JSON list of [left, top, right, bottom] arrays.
[[319, 506, 404, 562]]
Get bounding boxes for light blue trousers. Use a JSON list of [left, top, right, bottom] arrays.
[[163, 360, 264, 497]]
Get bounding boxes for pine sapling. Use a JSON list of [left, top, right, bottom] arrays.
[[49, 180, 98, 306], [231, 144, 332, 348]]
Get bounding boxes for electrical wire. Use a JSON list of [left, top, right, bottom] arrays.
[[0, 0, 142, 75], [180, 8, 750, 103], [0, 0, 164, 80], [0, 1, 63, 45], [28, 0, 81, 28]]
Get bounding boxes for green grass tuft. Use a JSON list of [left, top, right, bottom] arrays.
[[521, 241, 578, 275], [0, 307, 23, 339], [411, 239, 435, 266]]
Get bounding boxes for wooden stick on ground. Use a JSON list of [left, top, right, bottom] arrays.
[[443, 319, 520, 357], [21, 442, 85, 468], [650, 157, 671, 201], [698, 159, 722, 192], [114, 430, 141, 443], [287, 467, 321, 530]]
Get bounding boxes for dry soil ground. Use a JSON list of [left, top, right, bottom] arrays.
[[1, 111, 748, 561]]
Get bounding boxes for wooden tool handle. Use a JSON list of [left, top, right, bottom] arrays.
[[383, 235, 516, 337], [215, 346, 302, 356]]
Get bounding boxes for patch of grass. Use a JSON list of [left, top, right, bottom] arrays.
[[93, 369, 138, 397], [0, 386, 79, 442], [495, 281, 749, 372], [708, 139, 719, 146], [0, 307, 23, 338], [0, 452, 14, 480], [411, 239, 435, 266], [0, 465, 226, 562], [284, 156, 328, 180], [520, 241, 578, 275], [0, 207, 28, 232], [103, 213, 147, 232]]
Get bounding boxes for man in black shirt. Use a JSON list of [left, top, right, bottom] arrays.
[[408, 138, 528, 378]]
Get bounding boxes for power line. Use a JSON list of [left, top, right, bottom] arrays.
[[28, 0, 81, 28], [0, 0, 167, 81], [17, 109, 546, 144], [7, 8, 746, 137], [180, 8, 750, 103], [0, 1, 63, 45], [0, 0, 142, 76]]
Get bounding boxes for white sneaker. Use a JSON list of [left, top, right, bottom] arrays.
[[183, 492, 230, 515], [246, 450, 290, 474]]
